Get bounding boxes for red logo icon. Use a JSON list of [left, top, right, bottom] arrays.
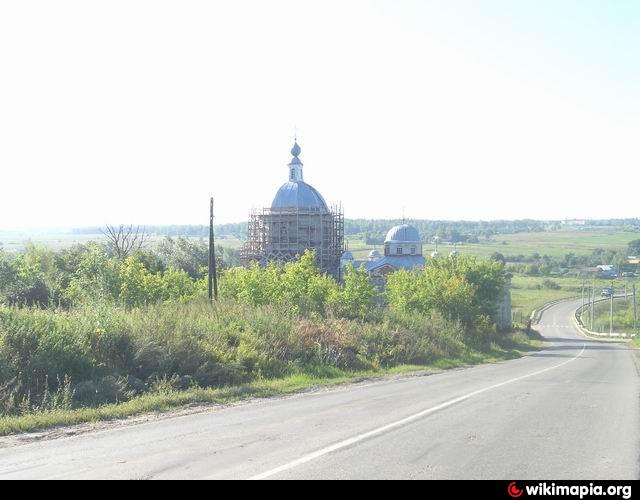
[[508, 482, 524, 498]]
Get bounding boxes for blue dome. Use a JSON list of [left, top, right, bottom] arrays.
[[385, 224, 421, 243], [341, 251, 354, 261], [271, 181, 329, 211]]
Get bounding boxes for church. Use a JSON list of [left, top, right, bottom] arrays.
[[240, 136, 511, 330], [240, 141, 345, 277], [341, 223, 427, 288]]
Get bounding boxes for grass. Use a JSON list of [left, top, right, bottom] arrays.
[[586, 296, 639, 335], [459, 230, 638, 259], [0, 331, 539, 436], [510, 276, 582, 320]]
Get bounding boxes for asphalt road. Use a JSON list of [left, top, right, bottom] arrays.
[[0, 299, 638, 480]]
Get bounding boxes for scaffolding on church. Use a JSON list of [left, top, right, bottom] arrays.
[[241, 204, 345, 277]]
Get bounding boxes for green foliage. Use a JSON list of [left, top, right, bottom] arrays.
[[119, 256, 197, 308], [386, 255, 506, 338], [331, 264, 378, 320], [490, 252, 506, 265], [0, 299, 475, 418], [156, 236, 209, 279], [628, 239, 640, 256], [279, 251, 339, 316], [0, 245, 61, 307], [542, 279, 561, 290], [0, 243, 515, 422], [220, 250, 340, 316], [64, 243, 122, 305]]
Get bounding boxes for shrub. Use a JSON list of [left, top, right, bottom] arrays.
[[386, 255, 506, 336], [542, 279, 561, 290], [0, 298, 479, 416]]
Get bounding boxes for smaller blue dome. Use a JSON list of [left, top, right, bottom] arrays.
[[291, 142, 301, 157], [385, 224, 421, 243], [341, 251, 354, 261], [271, 181, 329, 211]]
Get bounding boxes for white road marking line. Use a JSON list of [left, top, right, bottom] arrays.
[[248, 343, 587, 480]]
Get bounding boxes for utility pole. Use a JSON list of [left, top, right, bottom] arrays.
[[625, 274, 628, 304], [634, 284, 637, 335], [590, 284, 595, 331], [610, 279, 614, 336], [209, 197, 219, 303]]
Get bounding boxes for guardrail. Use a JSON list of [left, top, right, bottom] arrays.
[[530, 296, 580, 326], [574, 294, 636, 339]]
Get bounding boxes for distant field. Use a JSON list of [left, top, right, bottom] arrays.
[[510, 276, 581, 322], [462, 231, 638, 259], [0, 231, 242, 253], [3, 228, 637, 258], [348, 230, 639, 261], [0, 232, 106, 252]]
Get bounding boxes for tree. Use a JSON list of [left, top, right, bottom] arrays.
[[386, 255, 507, 335], [160, 268, 196, 302], [332, 264, 378, 320], [628, 240, 640, 256], [218, 250, 339, 315], [64, 243, 121, 305], [1, 245, 62, 307], [280, 251, 338, 315], [103, 225, 148, 260], [490, 252, 506, 266], [0, 251, 16, 299], [156, 236, 210, 279]]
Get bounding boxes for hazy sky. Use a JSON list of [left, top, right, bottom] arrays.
[[0, 0, 638, 227]]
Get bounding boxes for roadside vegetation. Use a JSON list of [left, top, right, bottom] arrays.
[[1, 225, 636, 434], [0, 241, 537, 435], [510, 276, 583, 321], [586, 298, 639, 336]]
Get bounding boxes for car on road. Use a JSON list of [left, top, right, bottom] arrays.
[[621, 272, 637, 278], [601, 287, 615, 297]]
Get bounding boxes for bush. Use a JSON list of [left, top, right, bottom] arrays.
[[0, 247, 511, 419], [542, 279, 561, 290], [0, 298, 478, 417], [386, 255, 506, 336]]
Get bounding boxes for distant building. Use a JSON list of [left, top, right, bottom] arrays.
[[241, 141, 344, 276], [342, 223, 512, 331], [597, 265, 618, 279], [341, 223, 426, 288], [562, 219, 588, 227]]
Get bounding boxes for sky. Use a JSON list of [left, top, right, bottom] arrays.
[[0, 0, 638, 227]]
